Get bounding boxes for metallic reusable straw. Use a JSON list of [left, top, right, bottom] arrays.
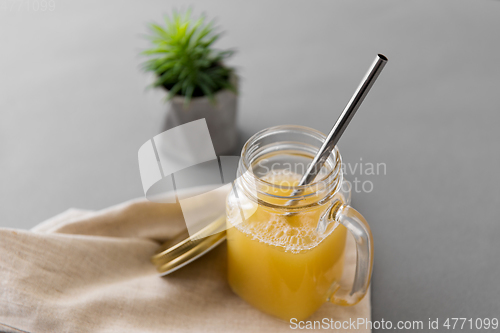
[[288, 54, 388, 203]]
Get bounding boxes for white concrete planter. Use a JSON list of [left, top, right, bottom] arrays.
[[164, 84, 238, 156]]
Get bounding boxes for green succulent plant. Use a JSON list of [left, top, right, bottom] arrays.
[[142, 9, 236, 106]]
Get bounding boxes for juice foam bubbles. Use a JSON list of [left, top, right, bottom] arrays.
[[228, 169, 336, 253]]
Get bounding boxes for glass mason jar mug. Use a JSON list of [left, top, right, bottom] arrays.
[[226, 125, 373, 321]]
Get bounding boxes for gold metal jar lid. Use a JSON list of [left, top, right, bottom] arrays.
[[151, 215, 227, 276]]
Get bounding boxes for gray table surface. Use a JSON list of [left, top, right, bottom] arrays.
[[1, 0, 499, 331]]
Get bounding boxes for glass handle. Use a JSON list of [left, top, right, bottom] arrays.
[[328, 201, 374, 306]]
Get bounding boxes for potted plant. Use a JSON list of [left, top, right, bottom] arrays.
[[142, 10, 238, 156]]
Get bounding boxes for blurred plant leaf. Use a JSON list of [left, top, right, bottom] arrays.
[[141, 9, 236, 106]]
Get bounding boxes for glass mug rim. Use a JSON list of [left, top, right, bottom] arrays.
[[237, 125, 344, 210]]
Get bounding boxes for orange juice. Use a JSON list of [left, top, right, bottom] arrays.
[[227, 170, 348, 321]]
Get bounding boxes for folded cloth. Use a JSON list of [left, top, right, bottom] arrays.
[[0, 190, 371, 333]]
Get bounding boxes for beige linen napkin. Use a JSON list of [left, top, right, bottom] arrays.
[[0, 189, 371, 333]]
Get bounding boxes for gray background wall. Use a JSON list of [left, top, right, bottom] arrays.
[[1, 0, 499, 331]]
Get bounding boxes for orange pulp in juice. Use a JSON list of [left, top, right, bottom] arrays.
[[227, 170, 347, 321]]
